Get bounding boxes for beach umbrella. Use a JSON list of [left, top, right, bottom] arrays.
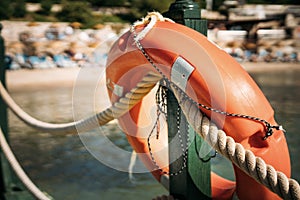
[[26, 21, 40, 27], [50, 23, 61, 28], [93, 24, 104, 30], [70, 22, 82, 29], [88, 42, 100, 48], [226, 41, 242, 48], [244, 42, 257, 51]]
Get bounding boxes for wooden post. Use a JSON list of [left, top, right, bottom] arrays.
[[164, 1, 211, 199], [0, 21, 7, 200], [0, 23, 33, 200]]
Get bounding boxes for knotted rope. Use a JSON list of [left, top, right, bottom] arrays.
[[0, 11, 299, 200], [130, 12, 174, 42], [0, 71, 161, 200], [130, 12, 300, 199], [0, 71, 161, 134], [171, 85, 300, 200]]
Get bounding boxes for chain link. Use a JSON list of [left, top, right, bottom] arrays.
[[131, 27, 285, 140], [147, 86, 190, 176]]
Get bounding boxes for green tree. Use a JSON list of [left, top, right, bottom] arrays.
[[41, 0, 54, 15], [213, 0, 224, 10], [126, 0, 174, 20], [56, 1, 93, 24], [0, 0, 12, 19], [12, 0, 27, 18], [87, 0, 126, 7], [132, 0, 174, 14], [25, 0, 42, 2], [195, 0, 206, 9]]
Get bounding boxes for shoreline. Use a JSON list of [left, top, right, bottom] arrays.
[[5, 62, 299, 91], [241, 62, 299, 73], [6, 67, 80, 91]]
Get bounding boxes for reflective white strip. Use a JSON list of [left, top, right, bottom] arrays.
[[107, 79, 124, 97], [113, 84, 123, 97], [171, 57, 195, 91]]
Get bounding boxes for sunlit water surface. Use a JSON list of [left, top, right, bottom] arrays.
[[8, 67, 300, 199]]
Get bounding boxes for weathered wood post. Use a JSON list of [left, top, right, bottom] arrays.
[[0, 21, 7, 200], [164, 1, 211, 199], [0, 23, 33, 200]]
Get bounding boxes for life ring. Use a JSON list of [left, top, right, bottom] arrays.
[[105, 18, 291, 199]]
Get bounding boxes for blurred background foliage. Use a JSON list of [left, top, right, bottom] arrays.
[[0, 0, 299, 28]]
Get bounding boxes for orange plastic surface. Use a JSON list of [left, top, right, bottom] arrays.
[[105, 21, 291, 199]]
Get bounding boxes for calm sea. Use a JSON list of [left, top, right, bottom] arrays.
[[8, 66, 300, 199]]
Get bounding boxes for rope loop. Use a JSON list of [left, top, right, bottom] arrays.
[[130, 14, 299, 198], [264, 124, 286, 140], [130, 11, 174, 42], [1, 12, 299, 199]]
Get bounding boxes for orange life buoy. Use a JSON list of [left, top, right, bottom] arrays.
[[105, 20, 291, 199]]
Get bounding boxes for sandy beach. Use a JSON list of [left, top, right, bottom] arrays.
[[3, 60, 300, 200], [6, 66, 109, 92], [241, 62, 300, 73], [6, 67, 80, 91], [5, 62, 299, 92]]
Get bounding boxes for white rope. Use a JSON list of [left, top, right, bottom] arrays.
[[0, 72, 161, 134], [171, 85, 300, 200], [0, 11, 299, 199], [0, 127, 52, 200], [129, 12, 300, 199], [0, 72, 161, 199], [131, 12, 174, 42]]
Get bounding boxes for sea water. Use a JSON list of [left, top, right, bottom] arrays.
[[8, 67, 300, 199]]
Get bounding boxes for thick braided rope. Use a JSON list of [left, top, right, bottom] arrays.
[[2, 11, 299, 199], [0, 71, 161, 134], [131, 11, 174, 42], [0, 127, 52, 200], [131, 12, 300, 199], [171, 85, 300, 200]]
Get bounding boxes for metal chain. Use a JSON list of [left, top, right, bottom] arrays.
[[132, 27, 285, 140], [147, 86, 189, 176], [174, 88, 286, 140], [155, 84, 168, 139], [155, 83, 168, 117]]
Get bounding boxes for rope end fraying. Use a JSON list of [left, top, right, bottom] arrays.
[[263, 125, 286, 140], [277, 125, 286, 132], [131, 12, 174, 42]]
